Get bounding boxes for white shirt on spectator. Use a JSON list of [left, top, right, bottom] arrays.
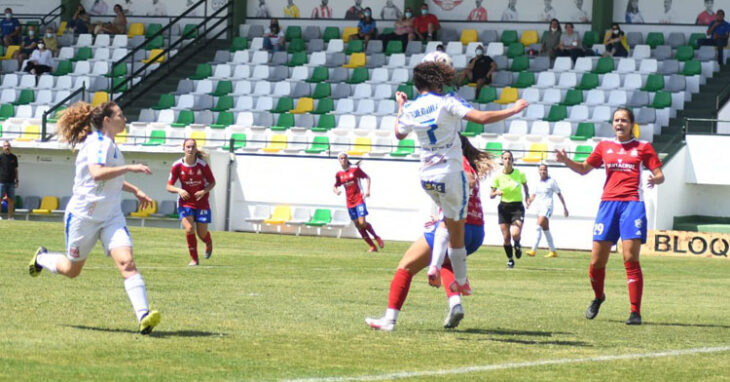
[[29, 49, 54, 67]]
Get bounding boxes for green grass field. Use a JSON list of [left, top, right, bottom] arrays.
[[2, 220, 729, 381]]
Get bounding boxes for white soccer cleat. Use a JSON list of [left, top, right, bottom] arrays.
[[365, 316, 395, 332], [443, 304, 465, 329]]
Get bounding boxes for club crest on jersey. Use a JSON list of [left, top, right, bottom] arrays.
[[630, 149, 638, 157], [607, 148, 614, 154]]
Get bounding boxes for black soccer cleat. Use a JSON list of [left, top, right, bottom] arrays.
[[585, 295, 605, 320], [625, 312, 642, 325], [506, 259, 515, 269], [514, 244, 522, 259]]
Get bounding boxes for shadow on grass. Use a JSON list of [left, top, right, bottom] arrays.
[[606, 321, 730, 329], [486, 337, 592, 347], [68, 325, 226, 338], [460, 328, 572, 337]]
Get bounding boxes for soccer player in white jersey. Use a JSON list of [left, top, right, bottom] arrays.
[[394, 55, 528, 294], [526, 163, 569, 258], [28, 101, 161, 335]]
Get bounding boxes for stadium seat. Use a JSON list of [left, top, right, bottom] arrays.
[[183, 24, 198, 39], [271, 97, 294, 114], [245, 205, 270, 232], [142, 49, 165, 63], [389, 139, 415, 157], [494, 87, 518, 105], [264, 205, 292, 226], [305, 208, 332, 227], [509, 56, 529, 72], [91, 92, 109, 107], [262, 134, 287, 153], [129, 200, 157, 218], [675, 45, 694, 62], [522, 143, 548, 163], [127, 23, 144, 37], [121, 199, 139, 216], [501, 30, 518, 45], [13, 90, 34, 106], [485, 141, 503, 155], [303, 136, 329, 154], [271, 113, 295, 131], [642, 74, 664, 92], [520, 30, 539, 46], [575, 73, 599, 90], [343, 52, 366, 68], [513, 71, 535, 88], [348, 137, 372, 156], [475, 87, 497, 104], [346, 67, 369, 84], [230, 36, 248, 52], [16, 124, 40, 142], [571, 122, 595, 140], [592, 57, 614, 74], [343, 27, 358, 43], [544, 105, 567, 122], [582, 31, 600, 48], [285, 26, 302, 41], [290, 98, 314, 114], [681, 60, 701, 76], [506, 43, 524, 58], [573, 145, 593, 162], [650, 91, 672, 109], [646, 32, 664, 49], [312, 114, 336, 132], [461, 121, 483, 137], [142, 130, 166, 146]]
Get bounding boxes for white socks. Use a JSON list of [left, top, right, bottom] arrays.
[[35, 252, 65, 274], [384, 308, 399, 322], [124, 273, 150, 322], [429, 226, 450, 270], [448, 295, 462, 309], [544, 229, 556, 251], [449, 246, 468, 285]]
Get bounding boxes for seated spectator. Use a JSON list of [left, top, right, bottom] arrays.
[[555, 22, 583, 62], [24, 41, 54, 79], [42, 26, 58, 56], [455, 45, 496, 99], [352, 7, 377, 49], [1, 8, 21, 46], [699, 9, 730, 65], [263, 18, 284, 52], [603, 22, 629, 57], [413, 3, 439, 42], [94, 4, 127, 35], [379, 7, 414, 47], [541, 18, 562, 61], [72, 5, 91, 34], [14, 25, 41, 67]]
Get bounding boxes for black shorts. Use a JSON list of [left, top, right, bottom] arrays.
[[498, 202, 525, 225]]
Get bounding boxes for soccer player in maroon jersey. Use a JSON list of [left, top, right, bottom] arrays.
[[167, 138, 216, 266], [556, 108, 664, 325], [333, 152, 384, 252]]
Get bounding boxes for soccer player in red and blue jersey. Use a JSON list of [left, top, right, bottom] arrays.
[[167, 138, 216, 266], [333, 153, 383, 252], [557, 108, 664, 325]]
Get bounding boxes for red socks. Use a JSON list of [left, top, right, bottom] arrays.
[[387, 268, 413, 310], [589, 265, 606, 300], [440, 263, 460, 297], [624, 261, 643, 314], [186, 233, 198, 262], [359, 228, 375, 247], [202, 231, 212, 245], [365, 223, 379, 239]]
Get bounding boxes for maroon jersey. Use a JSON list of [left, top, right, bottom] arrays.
[[585, 139, 662, 201], [463, 157, 484, 226], [335, 166, 368, 208], [168, 158, 216, 209]]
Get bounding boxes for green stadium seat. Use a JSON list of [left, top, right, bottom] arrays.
[[675, 45, 694, 61], [211, 96, 234, 112], [142, 130, 165, 146], [560, 89, 583, 106], [152, 93, 175, 110], [544, 105, 567, 122], [506, 42, 524, 58], [513, 71, 535, 88], [271, 113, 295, 131], [390, 139, 416, 157], [323, 27, 340, 42], [145, 35, 164, 50], [650, 91, 672, 109], [189, 63, 212, 80], [345, 39, 364, 54], [110, 77, 127, 93], [395, 84, 413, 100], [592, 57, 614, 74], [306, 66, 329, 83], [311, 83, 331, 99], [312, 114, 335, 132], [53, 60, 72, 76], [230, 37, 248, 52], [287, 38, 305, 53], [222, 133, 246, 150], [145, 23, 162, 38], [13, 89, 34, 106], [71, 47, 92, 62], [346, 67, 368, 84], [682, 60, 701, 76], [582, 31, 600, 48], [211, 112, 234, 129], [475, 87, 497, 104], [105, 63, 127, 78], [305, 208, 332, 226], [573, 145, 593, 162], [689, 33, 705, 48], [286, 51, 307, 67], [575, 73, 599, 90], [305, 136, 330, 153], [461, 122, 483, 137], [310, 98, 334, 114], [47, 106, 64, 123], [0, 104, 13, 120], [271, 97, 294, 114], [183, 24, 198, 39], [171, 110, 194, 127], [385, 40, 403, 55], [571, 122, 595, 140], [285, 26, 302, 41], [509, 55, 529, 72], [210, 80, 233, 97], [501, 30, 518, 45], [641, 74, 664, 92], [485, 141, 503, 155], [646, 32, 664, 49]]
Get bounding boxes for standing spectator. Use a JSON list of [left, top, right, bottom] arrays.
[[14, 25, 41, 67], [345, 0, 364, 20], [42, 26, 58, 56], [413, 3, 440, 42], [541, 18, 562, 61], [697, 0, 716, 25], [311, 0, 332, 19], [491, 151, 530, 269], [625, 0, 644, 23], [604, 23, 629, 57], [659, 0, 673, 24], [71, 5, 91, 34], [699, 9, 730, 65], [284, 0, 300, 18], [147, 0, 167, 16], [353, 7, 377, 50], [455, 45, 496, 99], [468, 0, 488, 21], [90, 0, 110, 15], [1, 8, 21, 46], [381, 0, 402, 21], [501, 0, 519, 21], [254, 0, 270, 18], [379, 7, 414, 47], [262, 18, 284, 52], [0, 140, 18, 220], [95, 4, 127, 35], [541, 0, 557, 22], [570, 0, 589, 23], [556, 22, 584, 62], [24, 39, 54, 78]]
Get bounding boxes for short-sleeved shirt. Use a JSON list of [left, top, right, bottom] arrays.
[[468, 7, 487, 21], [168, 158, 216, 210], [585, 138, 662, 201], [696, 11, 716, 25], [534, 177, 561, 209], [463, 158, 483, 226], [66, 132, 125, 221], [0, 152, 18, 183], [492, 169, 527, 203], [709, 20, 730, 39], [358, 19, 376, 35], [413, 14, 439, 34], [0, 17, 20, 37], [561, 32, 580, 48], [311, 5, 332, 19], [284, 4, 300, 18], [335, 166, 368, 208], [397, 92, 473, 176], [470, 55, 494, 79]]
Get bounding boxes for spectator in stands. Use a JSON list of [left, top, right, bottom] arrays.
[[455, 45, 496, 99], [24, 39, 54, 79], [625, 0, 644, 23], [345, 0, 364, 20], [379, 7, 414, 47], [311, 0, 332, 19], [541, 0, 557, 22], [413, 3, 440, 42], [699, 9, 730, 65], [556, 22, 584, 63], [90, 0, 110, 15], [353, 7, 377, 50], [14, 25, 42, 67], [570, 0, 589, 23], [43, 26, 58, 56], [659, 0, 674, 24], [72, 5, 91, 34], [541, 18, 562, 61], [697, 0, 717, 25], [491, 150, 530, 269], [147, 0, 167, 16], [501, 0, 519, 21], [255, 0, 270, 18], [284, 0, 300, 18], [1, 8, 21, 46], [468, 0, 488, 21], [381, 0, 402, 20], [262, 18, 284, 52], [95, 4, 127, 35], [603, 23, 629, 57], [0, 140, 18, 220]]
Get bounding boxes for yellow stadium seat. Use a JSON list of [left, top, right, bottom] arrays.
[[263, 134, 287, 153], [264, 205, 292, 225], [460, 29, 478, 45], [91, 91, 109, 107], [116, 128, 128, 144], [343, 27, 358, 43], [190, 131, 207, 147], [142, 49, 165, 64], [128, 23, 144, 37], [343, 52, 366, 68], [130, 199, 157, 218], [32, 196, 59, 214], [494, 87, 519, 105], [347, 137, 372, 156], [522, 143, 548, 163], [633, 123, 640, 139], [16, 125, 40, 142], [520, 30, 539, 46], [290, 97, 314, 114], [57, 21, 67, 36], [1, 45, 19, 60]]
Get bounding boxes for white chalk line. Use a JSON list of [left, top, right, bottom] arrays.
[[284, 345, 730, 382]]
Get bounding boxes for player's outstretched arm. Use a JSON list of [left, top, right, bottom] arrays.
[[464, 99, 528, 125], [394, 91, 409, 140], [555, 148, 594, 175], [123, 181, 153, 209], [88, 163, 151, 182]]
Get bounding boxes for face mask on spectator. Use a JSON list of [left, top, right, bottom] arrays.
[[550, 27, 558, 32], [46, 33, 53, 38], [5, 13, 11, 19], [421, 9, 428, 15], [475, 48, 484, 56], [364, 11, 371, 17], [38, 43, 45, 49], [28, 30, 34, 36], [612, 29, 619, 35], [405, 12, 412, 18]]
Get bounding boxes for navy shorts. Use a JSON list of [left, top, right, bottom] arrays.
[[178, 206, 212, 224], [424, 222, 485, 256], [593, 200, 647, 244], [347, 203, 368, 220], [0, 183, 15, 199]]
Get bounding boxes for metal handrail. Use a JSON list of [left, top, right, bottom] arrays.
[[39, 4, 64, 29], [41, 84, 85, 142], [683, 117, 730, 138]]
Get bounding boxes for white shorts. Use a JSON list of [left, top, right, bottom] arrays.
[[420, 170, 468, 221], [536, 202, 554, 218], [64, 211, 133, 262]]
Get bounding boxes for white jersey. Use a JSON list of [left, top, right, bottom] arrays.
[[397, 92, 472, 176], [66, 131, 126, 221], [534, 177, 561, 210]]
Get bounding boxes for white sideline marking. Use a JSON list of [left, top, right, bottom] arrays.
[[285, 346, 730, 382]]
